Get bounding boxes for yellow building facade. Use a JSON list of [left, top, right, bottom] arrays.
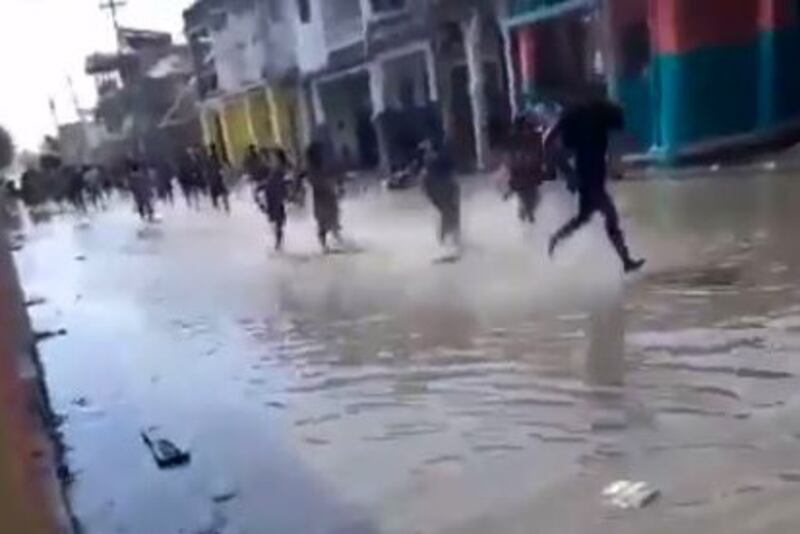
[[200, 85, 302, 167]]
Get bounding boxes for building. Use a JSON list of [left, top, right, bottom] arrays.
[[86, 27, 201, 165], [183, 0, 308, 166], [184, 0, 514, 171], [502, 0, 800, 159]]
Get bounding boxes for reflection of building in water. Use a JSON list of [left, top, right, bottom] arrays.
[[504, 0, 800, 160], [583, 292, 625, 387]]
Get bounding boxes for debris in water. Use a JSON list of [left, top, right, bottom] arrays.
[[211, 482, 239, 503], [602, 480, 660, 509], [74, 255, 86, 261], [762, 161, 777, 171], [71, 397, 89, 408], [141, 430, 190, 469], [25, 296, 47, 307], [34, 328, 67, 343]]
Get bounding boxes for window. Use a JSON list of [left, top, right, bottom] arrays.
[[297, 0, 311, 23], [370, 0, 405, 13]]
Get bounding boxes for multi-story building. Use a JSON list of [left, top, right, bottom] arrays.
[[184, 0, 311, 166], [184, 0, 513, 171], [502, 0, 800, 159], [85, 28, 200, 165]]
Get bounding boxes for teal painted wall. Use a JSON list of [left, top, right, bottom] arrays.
[[655, 41, 759, 154], [647, 25, 800, 155], [617, 74, 653, 149], [763, 26, 800, 125]]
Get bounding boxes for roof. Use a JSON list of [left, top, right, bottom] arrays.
[[118, 27, 173, 51]]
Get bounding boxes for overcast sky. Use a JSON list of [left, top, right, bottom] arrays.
[[0, 0, 188, 151]]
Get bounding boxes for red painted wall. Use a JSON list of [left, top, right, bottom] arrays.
[[758, 0, 797, 31], [650, 0, 760, 54], [518, 26, 538, 85]]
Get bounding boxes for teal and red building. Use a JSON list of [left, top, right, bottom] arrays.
[[503, 0, 800, 159]]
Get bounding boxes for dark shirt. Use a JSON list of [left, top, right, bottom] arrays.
[[559, 100, 624, 192]]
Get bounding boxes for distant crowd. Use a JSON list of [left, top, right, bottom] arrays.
[[10, 96, 645, 272]]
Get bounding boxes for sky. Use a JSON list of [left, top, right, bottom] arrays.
[[0, 0, 188, 152]]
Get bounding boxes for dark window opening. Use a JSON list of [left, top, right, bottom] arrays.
[[371, 0, 405, 13], [297, 0, 311, 23]]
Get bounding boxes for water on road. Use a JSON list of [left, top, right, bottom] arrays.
[[11, 172, 800, 533]]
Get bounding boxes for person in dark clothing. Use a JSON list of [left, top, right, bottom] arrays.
[[306, 142, 343, 252], [244, 144, 264, 182], [205, 144, 230, 212], [421, 138, 460, 247], [155, 162, 174, 205], [177, 149, 197, 207], [67, 166, 87, 213], [256, 150, 289, 250], [546, 98, 645, 273], [128, 161, 155, 221], [504, 115, 544, 223]]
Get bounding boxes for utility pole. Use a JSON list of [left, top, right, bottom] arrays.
[[99, 0, 127, 51]]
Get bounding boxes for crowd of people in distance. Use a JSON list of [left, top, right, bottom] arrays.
[[13, 95, 645, 273]]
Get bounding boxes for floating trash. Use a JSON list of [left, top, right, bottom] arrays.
[[141, 430, 190, 469], [602, 480, 660, 509]]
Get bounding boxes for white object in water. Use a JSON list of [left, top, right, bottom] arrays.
[[602, 479, 660, 509]]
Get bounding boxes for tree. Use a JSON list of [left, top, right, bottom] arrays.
[[0, 125, 13, 171]]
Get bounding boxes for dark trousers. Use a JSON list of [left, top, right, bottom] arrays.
[[550, 187, 633, 266], [517, 186, 540, 223]]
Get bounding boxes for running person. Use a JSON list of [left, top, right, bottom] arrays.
[[546, 98, 645, 273], [504, 115, 544, 223], [305, 143, 343, 252], [421, 137, 460, 248]]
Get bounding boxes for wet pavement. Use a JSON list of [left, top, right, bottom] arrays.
[[10, 171, 800, 533]]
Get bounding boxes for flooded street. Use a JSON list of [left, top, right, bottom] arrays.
[[12, 171, 800, 534]]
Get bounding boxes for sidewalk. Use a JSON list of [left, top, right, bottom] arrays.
[[0, 200, 73, 533]]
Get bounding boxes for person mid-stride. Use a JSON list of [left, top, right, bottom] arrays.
[[546, 97, 645, 274]]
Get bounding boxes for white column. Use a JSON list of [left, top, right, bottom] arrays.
[[368, 61, 386, 117], [463, 8, 489, 171], [369, 61, 390, 170], [501, 25, 519, 118], [297, 82, 315, 148], [424, 42, 439, 102], [599, 0, 619, 101], [310, 80, 326, 126], [243, 89, 258, 145]]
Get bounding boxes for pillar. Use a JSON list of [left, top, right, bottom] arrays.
[[267, 88, 283, 147], [297, 82, 315, 152], [462, 8, 490, 171], [310, 80, 326, 126], [501, 26, 519, 118], [243, 90, 258, 146], [599, 0, 620, 101], [369, 61, 391, 170], [517, 25, 536, 100], [424, 42, 440, 103]]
